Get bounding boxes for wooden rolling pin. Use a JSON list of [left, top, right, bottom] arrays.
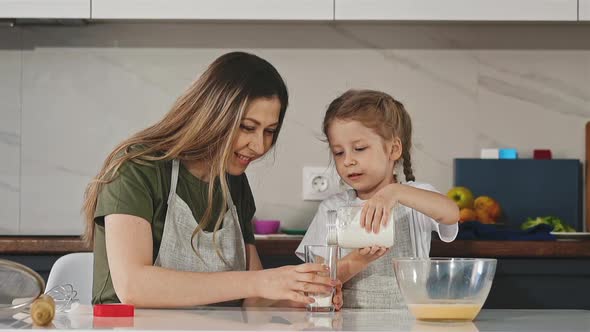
[[30, 294, 55, 326]]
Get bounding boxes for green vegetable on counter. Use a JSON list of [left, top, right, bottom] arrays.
[[520, 216, 575, 232]]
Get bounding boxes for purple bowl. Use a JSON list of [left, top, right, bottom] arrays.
[[253, 220, 281, 234]]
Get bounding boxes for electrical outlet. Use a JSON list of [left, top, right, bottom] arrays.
[[302, 166, 341, 201]]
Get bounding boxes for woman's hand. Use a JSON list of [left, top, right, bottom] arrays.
[[255, 263, 337, 305], [360, 184, 399, 233]]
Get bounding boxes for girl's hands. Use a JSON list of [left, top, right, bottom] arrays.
[[355, 246, 390, 266], [358, 246, 389, 260], [332, 280, 343, 311], [360, 184, 399, 233]]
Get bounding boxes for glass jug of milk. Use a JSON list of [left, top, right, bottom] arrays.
[[326, 205, 396, 249]]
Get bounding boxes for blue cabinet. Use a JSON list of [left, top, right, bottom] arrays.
[[454, 159, 583, 230]]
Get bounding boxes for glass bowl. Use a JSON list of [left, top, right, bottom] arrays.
[[393, 258, 497, 321]]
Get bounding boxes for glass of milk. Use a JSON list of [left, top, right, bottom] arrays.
[[303, 245, 339, 312]]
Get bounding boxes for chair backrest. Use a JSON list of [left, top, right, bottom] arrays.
[[46, 252, 93, 305]]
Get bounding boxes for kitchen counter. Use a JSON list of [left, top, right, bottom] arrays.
[[0, 237, 91, 255], [255, 236, 590, 258], [2, 236, 589, 311], [2, 236, 590, 258], [1, 306, 589, 331]]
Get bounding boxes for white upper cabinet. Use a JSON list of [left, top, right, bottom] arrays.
[[335, 0, 578, 21], [580, 0, 590, 20], [91, 0, 334, 20], [3, 0, 581, 22], [0, 0, 90, 19]]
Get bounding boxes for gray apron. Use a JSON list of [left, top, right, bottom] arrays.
[[154, 160, 247, 306], [342, 204, 414, 309]]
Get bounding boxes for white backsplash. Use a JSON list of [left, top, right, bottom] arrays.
[[0, 22, 588, 234], [0, 27, 21, 235]]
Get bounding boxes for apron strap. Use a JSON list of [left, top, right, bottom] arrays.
[[409, 208, 418, 257], [167, 159, 236, 218], [225, 187, 235, 209], [168, 160, 180, 204]]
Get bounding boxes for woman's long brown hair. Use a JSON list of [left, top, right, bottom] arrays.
[[82, 52, 288, 261]]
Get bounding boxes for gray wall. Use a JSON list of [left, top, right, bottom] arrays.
[[0, 22, 588, 235]]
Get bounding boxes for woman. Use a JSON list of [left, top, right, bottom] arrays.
[[83, 52, 341, 308]]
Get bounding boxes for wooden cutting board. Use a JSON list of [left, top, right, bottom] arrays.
[[587, 122, 590, 232]]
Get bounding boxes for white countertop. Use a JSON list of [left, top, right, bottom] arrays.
[[1, 305, 589, 331]]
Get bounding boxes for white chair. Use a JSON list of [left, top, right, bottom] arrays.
[[46, 252, 93, 305]]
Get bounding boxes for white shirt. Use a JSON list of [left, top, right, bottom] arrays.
[[296, 182, 458, 260]]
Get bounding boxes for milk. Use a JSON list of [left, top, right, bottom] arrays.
[[310, 294, 333, 307], [327, 207, 395, 249], [307, 294, 334, 312]]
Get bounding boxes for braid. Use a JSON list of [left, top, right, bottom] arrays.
[[402, 149, 415, 182], [394, 98, 415, 182]]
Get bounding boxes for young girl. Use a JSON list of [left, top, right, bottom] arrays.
[[296, 89, 459, 309]]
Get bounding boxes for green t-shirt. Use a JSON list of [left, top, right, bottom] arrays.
[[92, 159, 256, 304]]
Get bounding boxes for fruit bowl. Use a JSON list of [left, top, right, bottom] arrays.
[[253, 220, 281, 234], [393, 258, 497, 321]]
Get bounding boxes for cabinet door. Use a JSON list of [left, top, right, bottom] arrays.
[[335, 0, 577, 21], [92, 0, 334, 20], [0, 0, 90, 19], [580, 0, 590, 20]]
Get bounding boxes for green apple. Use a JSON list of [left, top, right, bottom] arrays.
[[446, 186, 474, 209]]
